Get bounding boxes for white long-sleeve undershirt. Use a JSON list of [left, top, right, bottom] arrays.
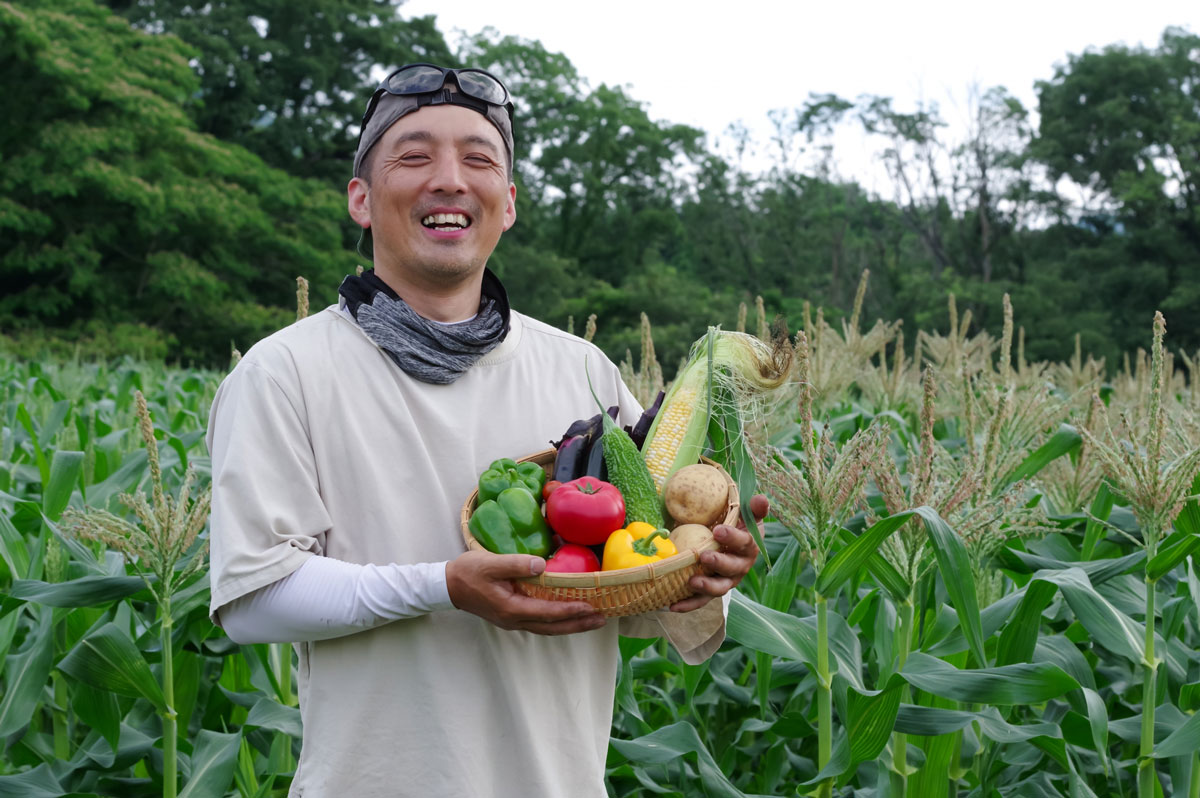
[[217, 556, 455, 644]]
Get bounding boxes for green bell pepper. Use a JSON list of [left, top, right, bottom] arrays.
[[477, 458, 547, 504], [468, 487, 552, 556]]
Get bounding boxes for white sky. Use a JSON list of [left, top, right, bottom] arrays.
[[399, 0, 1198, 192]]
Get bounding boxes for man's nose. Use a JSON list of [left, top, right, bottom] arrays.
[[427, 155, 468, 193]]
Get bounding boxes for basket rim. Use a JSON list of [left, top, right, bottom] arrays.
[[460, 447, 737, 589]]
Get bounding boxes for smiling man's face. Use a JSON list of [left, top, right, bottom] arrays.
[[353, 103, 516, 294]]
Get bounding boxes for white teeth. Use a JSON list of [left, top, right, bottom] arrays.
[[422, 213, 469, 228]]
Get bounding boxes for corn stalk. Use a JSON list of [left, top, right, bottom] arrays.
[[60, 391, 211, 798]]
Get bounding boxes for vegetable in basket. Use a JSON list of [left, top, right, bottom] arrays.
[[602, 522, 677, 571], [662, 463, 729, 527], [545, 476, 626, 546], [468, 487, 552, 556], [477, 457, 547, 504], [544, 542, 601, 573], [640, 329, 791, 491], [585, 365, 665, 529]]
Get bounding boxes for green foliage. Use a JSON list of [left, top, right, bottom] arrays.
[[3, 294, 1200, 795], [0, 0, 358, 365], [99, 0, 455, 185], [3, 2, 1196, 371]]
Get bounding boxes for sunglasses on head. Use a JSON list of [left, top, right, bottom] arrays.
[[359, 63, 513, 135]]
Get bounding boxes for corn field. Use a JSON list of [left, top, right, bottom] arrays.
[[2, 284, 1200, 797]]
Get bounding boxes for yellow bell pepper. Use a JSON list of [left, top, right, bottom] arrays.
[[602, 521, 678, 571]]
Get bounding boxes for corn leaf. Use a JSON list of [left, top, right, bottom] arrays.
[[1081, 687, 1111, 775], [245, 698, 302, 739], [1001, 424, 1081, 488], [4, 575, 145, 611], [728, 590, 864, 690], [0, 609, 53, 737], [1154, 706, 1200, 758], [996, 579, 1058, 666], [900, 652, 1079, 704], [834, 527, 910, 602], [609, 721, 746, 798], [1040, 568, 1145, 667], [924, 589, 1026, 657], [58, 622, 168, 713], [804, 734, 851, 785], [919, 505, 986, 668], [757, 538, 804, 707], [41, 450, 83, 520], [1147, 531, 1200, 581], [895, 703, 1063, 745], [816, 508, 919, 597], [0, 512, 31, 582], [15, 403, 51, 488], [71, 678, 123, 762], [0, 763, 65, 798], [996, 546, 1145, 583], [727, 590, 812, 664], [1175, 472, 1200, 536], [1189, 557, 1200, 633], [1082, 482, 1116, 560], [1035, 635, 1098, 691], [845, 673, 905, 768], [178, 729, 242, 798]]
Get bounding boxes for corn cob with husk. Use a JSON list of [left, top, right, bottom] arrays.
[[641, 327, 792, 491]]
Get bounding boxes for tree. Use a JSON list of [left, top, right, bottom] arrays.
[[100, 0, 454, 184], [0, 0, 359, 363], [1034, 26, 1200, 354], [460, 32, 707, 285]]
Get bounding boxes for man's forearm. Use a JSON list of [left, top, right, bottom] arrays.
[[218, 555, 454, 644]]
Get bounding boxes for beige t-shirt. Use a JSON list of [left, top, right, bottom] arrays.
[[206, 306, 724, 798]]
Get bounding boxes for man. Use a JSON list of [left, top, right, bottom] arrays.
[[206, 63, 763, 797]]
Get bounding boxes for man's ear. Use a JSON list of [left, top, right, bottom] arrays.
[[347, 177, 371, 229], [502, 182, 517, 232]]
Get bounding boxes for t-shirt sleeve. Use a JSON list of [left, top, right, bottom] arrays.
[[206, 356, 331, 621]]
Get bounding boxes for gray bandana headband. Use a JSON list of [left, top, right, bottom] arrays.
[[338, 269, 510, 385]]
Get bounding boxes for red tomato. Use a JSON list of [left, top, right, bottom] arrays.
[[545, 476, 626, 545], [542, 480, 562, 501], [544, 542, 602, 573]]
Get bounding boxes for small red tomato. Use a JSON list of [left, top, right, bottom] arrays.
[[545, 476, 627, 545], [542, 480, 562, 501], [544, 542, 601, 573]]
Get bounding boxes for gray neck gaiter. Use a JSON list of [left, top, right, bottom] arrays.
[[338, 269, 510, 385]]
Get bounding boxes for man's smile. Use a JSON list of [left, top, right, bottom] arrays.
[[421, 212, 471, 231]]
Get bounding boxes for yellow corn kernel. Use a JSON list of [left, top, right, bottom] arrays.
[[641, 387, 700, 490]]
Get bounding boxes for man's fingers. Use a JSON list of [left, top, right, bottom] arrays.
[[687, 572, 737, 597], [711, 524, 757, 556], [513, 614, 608, 636], [669, 593, 715, 613], [749, 493, 769, 522], [481, 553, 547, 578], [498, 590, 599, 621]]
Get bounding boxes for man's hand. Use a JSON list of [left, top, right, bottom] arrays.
[[668, 494, 768, 613], [446, 550, 606, 635]]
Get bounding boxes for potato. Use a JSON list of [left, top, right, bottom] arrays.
[[670, 523, 718, 553], [662, 463, 729, 527]]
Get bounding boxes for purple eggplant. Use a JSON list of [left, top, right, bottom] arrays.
[[583, 435, 608, 481], [630, 391, 665, 450], [551, 434, 589, 483]]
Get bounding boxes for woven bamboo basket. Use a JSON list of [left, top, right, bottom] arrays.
[[460, 448, 739, 617]]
